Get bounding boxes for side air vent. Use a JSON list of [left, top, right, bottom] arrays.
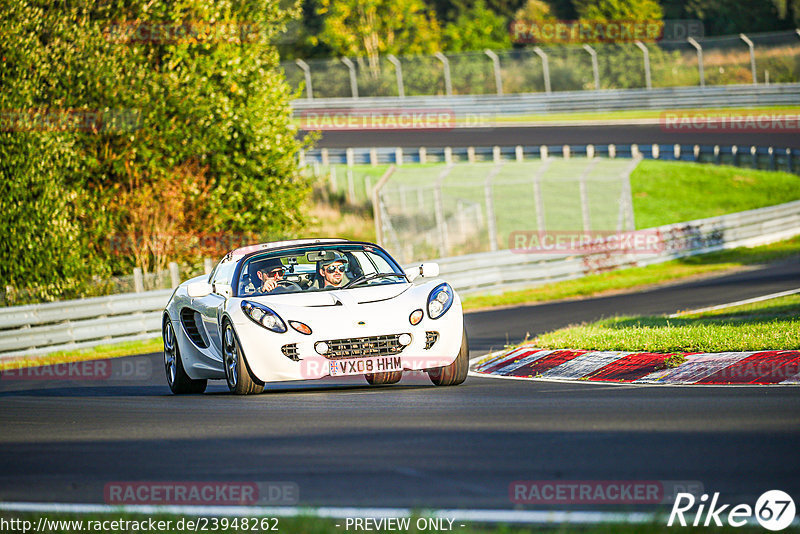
[[180, 308, 209, 348]]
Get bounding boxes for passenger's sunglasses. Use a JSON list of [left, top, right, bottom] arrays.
[[325, 264, 347, 274]]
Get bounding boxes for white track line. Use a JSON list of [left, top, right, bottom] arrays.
[[669, 287, 800, 317]]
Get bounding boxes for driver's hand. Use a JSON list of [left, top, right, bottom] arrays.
[[263, 279, 278, 292]]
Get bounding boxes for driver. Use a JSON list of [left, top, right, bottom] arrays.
[[319, 253, 348, 288], [253, 258, 286, 293]]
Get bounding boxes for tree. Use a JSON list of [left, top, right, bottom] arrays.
[[573, 0, 663, 21], [443, 0, 512, 52], [1, 0, 310, 303], [316, 0, 441, 77]]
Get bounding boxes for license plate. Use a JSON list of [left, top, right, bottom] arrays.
[[329, 355, 403, 376]]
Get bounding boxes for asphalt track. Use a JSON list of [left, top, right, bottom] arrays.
[[311, 124, 800, 149], [1, 260, 798, 510]]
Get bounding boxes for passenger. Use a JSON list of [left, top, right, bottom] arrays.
[[319, 253, 348, 288]]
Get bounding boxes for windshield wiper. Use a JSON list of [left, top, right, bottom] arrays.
[[344, 272, 406, 289]]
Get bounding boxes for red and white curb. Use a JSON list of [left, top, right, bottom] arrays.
[[470, 346, 800, 385]]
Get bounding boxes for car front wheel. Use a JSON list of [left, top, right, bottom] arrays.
[[164, 319, 207, 394], [223, 320, 264, 395], [428, 326, 469, 386]]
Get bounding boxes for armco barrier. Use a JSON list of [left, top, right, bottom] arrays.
[[292, 84, 800, 116], [303, 144, 799, 174], [1, 200, 799, 360]]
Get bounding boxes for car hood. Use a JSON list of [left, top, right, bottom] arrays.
[[244, 282, 412, 308]]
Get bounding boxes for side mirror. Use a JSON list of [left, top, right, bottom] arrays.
[[420, 263, 440, 278], [187, 281, 213, 298], [405, 263, 440, 281]]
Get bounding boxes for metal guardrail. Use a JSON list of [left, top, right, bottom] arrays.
[[304, 144, 799, 174], [1, 200, 799, 360], [292, 84, 800, 116], [436, 199, 800, 294]]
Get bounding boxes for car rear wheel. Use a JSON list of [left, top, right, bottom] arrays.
[[164, 319, 207, 394], [223, 320, 264, 395], [428, 326, 469, 386], [365, 371, 403, 385]]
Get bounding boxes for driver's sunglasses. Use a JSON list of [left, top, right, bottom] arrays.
[[267, 268, 285, 277], [325, 264, 347, 274]]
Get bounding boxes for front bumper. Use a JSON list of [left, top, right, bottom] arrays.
[[233, 306, 463, 384]]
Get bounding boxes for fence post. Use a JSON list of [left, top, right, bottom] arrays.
[[533, 47, 552, 93], [321, 148, 329, 166], [347, 168, 356, 203], [484, 49, 503, 95], [493, 146, 501, 163], [532, 159, 552, 233], [133, 268, 144, 293], [395, 147, 404, 166], [579, 159, 599, 232], [372, 165, 396, 247], [434, 52, 453, 96], [341, 57, 359, 98], [515, 145, 524, 162], [433, 165, 455, 257], [369, 147, 378, 166], [295, 59, 313, 99], [419, 147, 427, 164], [444, 146, 453, 165], [467, 146, 475, 163], [169, 262, 180, 288], [582, 44, 600, 90], [739, 33, 757, 85], [346, 147, 354, 167], [687, 37, 705, 87], [484, 164, 503, 251], [634, 41, 652, 90], [386, 54, 405, 98]]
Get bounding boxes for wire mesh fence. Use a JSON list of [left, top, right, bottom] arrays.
[[375, 158, 638, 263], [282, 30, 800, 99]]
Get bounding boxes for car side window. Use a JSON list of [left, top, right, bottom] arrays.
[[212, 260, 237, 295]]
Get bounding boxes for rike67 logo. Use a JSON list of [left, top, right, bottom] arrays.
[[668, 490, 796, 531]]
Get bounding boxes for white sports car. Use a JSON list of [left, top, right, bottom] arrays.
[[162, 239, 468, 394]]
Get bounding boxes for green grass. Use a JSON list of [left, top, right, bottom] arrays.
[[0, 337, 162, 371], [0, 511, 774, 534], [462, 235, 800, 311], [534, 294, 800, 353], [631, 160, 800, 229]]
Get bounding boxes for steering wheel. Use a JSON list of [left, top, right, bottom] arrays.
[[275, 279, 302, 291]]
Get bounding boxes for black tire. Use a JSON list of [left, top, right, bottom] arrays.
[[164, 319, 207, 394], [222, 320, 264, 395], [365, 370, 403, 385], [428, 326, 469, 386]]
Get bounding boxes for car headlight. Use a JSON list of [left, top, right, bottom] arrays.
[[241, 301, 287, 333], [427, 283, 453, 320]]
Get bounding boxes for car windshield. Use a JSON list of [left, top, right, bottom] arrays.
[[237, 244, 406, 296]]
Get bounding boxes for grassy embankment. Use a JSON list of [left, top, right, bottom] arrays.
[[534, 293, 800, 353]]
